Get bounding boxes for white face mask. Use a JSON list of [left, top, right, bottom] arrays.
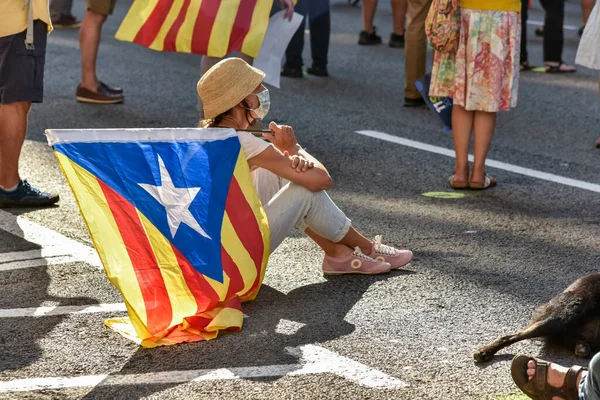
[[247, 89, 270, 120]]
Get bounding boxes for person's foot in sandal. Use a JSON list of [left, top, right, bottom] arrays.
[[448, 174, 468, 189], [545, 62, 576, 73], [596, 136, 600, 148], [511, 355, 588, 400], [520, 61, 536, 71]]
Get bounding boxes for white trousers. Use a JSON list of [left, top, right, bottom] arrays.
[[252, 168, 351, 254]]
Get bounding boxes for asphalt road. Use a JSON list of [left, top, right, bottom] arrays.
[[1, 0, 600, 399]]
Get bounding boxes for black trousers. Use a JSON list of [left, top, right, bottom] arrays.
[[539, 0, 565, 63], [283, 0, 331, 68], [520, 0, 528, 63]]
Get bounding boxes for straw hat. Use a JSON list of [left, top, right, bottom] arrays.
[[197, 58, 266, 119]]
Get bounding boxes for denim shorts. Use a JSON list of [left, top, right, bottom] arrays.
[[0, 20, 47, 104]]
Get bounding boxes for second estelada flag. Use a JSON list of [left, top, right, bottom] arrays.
[[46, 128, 270, 347], [115, 0, 272, 58]]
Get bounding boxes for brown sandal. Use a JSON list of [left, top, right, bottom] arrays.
[[511, 355, 587, 400], [596, 137, 600, 148]]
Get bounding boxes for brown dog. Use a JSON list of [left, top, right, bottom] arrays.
[[474, 273, 600, 362]]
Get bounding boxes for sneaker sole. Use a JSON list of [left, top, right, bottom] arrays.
[[322, 268, 390, 276], [76, 96, 124, 104], [0, 198, 59, 208], [390, 261, 411, 270]]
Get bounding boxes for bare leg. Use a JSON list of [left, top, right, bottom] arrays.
[[581, 0, 594, 26], [79, 9, 107, 92], [451, 105, 474, 182], [470, 111, 496, 184], [0, 102, 31, 188], [305, 226, 373, 258], [362, 0, 378, 33], [390, 0, 407, 35]]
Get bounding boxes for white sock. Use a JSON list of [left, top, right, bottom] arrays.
[[1, 183, 18, 192]]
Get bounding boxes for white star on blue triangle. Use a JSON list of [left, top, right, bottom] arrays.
[[139, 155, 211, 240]]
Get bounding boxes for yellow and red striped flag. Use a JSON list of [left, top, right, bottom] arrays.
[[46, 128, 270, 347], [115, 0, 273, 58]]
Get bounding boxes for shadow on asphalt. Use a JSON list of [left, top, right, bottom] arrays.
[[79, 271, 413, 399], [0, 209, 98, 372]]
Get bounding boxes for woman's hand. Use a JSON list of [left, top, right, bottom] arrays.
[[263, 122, 302, 154], [284, 150, 314, 173], [279, 0, 294, 21]]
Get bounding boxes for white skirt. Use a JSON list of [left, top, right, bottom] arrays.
[[576, 2, 600, 70]]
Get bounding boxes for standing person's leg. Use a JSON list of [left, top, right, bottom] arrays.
[[469, 111, 497, 187], [77, 0, 124, 104], [306, 0, 331, 76], [579, 352, 600, 399], [539, 0, 575, 72], [520, 0, 531, 68], [581, 0, 595, 28], [358, 0, 382, 44], [0, 21, 59, 207], [50, 0, 72, 20], [449, 106, 474, 185], [404, 0, 432, 105], [0, 102, 30, 189], [282, 0, 309, 77], [389, 0, 407, 47]]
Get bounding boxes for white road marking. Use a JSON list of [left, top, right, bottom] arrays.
[[0, 210, 101, 269], [0, 345, 406, 392], [275, 318, 306, 335], [527, 19, 578, 31], [356, 130, 600, 194], [0, 303, 126, 318], [0, 255, 82, 272]]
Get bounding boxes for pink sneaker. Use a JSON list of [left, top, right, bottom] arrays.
[[322, 246, 391, 275], [368, 235, 412, 269]]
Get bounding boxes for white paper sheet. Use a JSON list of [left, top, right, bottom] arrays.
[[254, 11, 304, 88]]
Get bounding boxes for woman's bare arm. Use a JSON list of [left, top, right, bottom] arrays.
[[249, 147, 332, 192]]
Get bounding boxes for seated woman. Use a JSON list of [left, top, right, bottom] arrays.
[[196, 57, 412, 275]]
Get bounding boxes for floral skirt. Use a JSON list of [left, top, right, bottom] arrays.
[[429, 8, 521, 112]]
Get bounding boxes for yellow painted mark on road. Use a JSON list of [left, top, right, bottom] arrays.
[[422, 192, 466, 199]]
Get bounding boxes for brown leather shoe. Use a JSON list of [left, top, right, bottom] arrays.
[[99, 81, 123, 95], [76, 84, 124, 104]]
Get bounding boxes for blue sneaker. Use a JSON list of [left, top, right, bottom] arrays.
[[0, 180, 59, 208]]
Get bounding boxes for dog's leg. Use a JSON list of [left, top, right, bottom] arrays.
[[473, 320, 554, 362]]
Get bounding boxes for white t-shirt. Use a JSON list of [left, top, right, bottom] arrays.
[[236, 131, 277, 201], [237, 131, 272, 160]]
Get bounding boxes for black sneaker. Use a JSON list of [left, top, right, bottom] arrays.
[[404, 97, 426, 107], [358, 28, 382, 45], [281, 66, 303, 78], [306, 65, 329, 77], [0, 180, 59, 208], [389, 32, 405, 48]]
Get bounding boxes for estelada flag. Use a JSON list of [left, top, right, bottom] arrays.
[[115, 0, 273, 58], [46, 128, 270, 347]]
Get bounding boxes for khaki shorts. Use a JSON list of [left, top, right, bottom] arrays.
[[87, 0, 117, 15]]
